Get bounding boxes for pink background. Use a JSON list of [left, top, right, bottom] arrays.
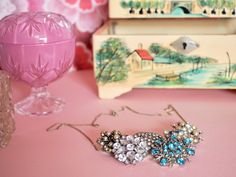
[[0, 70, 236, 177], [0, 0, 108, 70]]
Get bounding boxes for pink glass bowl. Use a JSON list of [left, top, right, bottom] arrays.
[[0, 40, 75, 87], [0, 12, 75, 116]]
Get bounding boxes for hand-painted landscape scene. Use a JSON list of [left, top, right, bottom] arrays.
[[119, 0, 236, 17], [95, 38, 236, 89]]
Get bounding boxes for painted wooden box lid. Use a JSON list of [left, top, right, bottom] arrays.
[[93, 19, 236, 98], [109, 0, 236, 18]]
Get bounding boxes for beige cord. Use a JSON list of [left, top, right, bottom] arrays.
[[47, 105, 187, 151]]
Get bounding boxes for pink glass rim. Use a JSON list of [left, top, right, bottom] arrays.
[[0, 37, 76, 46]]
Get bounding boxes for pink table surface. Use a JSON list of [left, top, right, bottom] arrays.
[[0, 70, 236, 177]]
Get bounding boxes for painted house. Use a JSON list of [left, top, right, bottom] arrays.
[[164, 0, 202, 14], [153, 57, 181, 81], [126, 49, 153, 72], [153, 56, 173, 69], [153, 57, 173, 70]]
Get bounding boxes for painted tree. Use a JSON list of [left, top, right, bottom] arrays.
[[150, 43, 174, 57], [121, 0, 144, 14], [198, 0, 209, 7], [120, 0, 135, 13], [223, 52, 235, 79], [200, 57, 210, 68], [134, 1, 142, 13], [185, 56, 198, 72], [173, 53, 185, 64], [158, 0, 165, 14], [215, 0, 222, 8], [96, 38, 130, 84], [224, 0, 236, 15], [198, 0, 210, 13], [230, 64, 236, 80], [216, 0, 229, 14], [226, 52, 232, 78], [225, 0, 236, 8], [198, 0, 216, 14], [149, 43, 162, 55], [128, 0, 135, 13], [208, 0, 217, 14], [120, 0, 128, 9], [149, 43, 216, 71], [211, 52, 235, 83], [198, 0, 231, 14], [146, 1, 152, 14], [139, 0, 148, 14], [150, 43, 186, 64], [190, 56, 213, 71], [153, 0, 159, 13], [195, 57, 202, 70]]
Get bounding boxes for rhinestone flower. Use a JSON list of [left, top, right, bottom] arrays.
[[97, 122, 202, 166], [97, 130, 122, 153], [173, 122, 202, 145], [150, 123, 201, 167], [113, 135, 149, 164], [98, 132, 150, 165]]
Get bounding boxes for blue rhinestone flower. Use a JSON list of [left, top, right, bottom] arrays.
[[150, 129, 197, 167]]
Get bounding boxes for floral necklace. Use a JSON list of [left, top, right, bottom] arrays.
[[47, 105, 202, 167]]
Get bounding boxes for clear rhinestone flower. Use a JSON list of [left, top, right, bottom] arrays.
[[113, 135, 150, 164]]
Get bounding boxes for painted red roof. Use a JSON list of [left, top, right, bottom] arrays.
[[135, 49, 153, 60]]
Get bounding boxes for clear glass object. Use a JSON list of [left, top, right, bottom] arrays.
[[14, 87, 66, 116], [0, 12, 75, 116]]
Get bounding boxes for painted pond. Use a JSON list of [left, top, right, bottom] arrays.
[[145, 64, 236, 88]]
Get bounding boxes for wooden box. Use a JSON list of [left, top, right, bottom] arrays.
[[109, 0, 236, 18], [93, 19, 236, 98]]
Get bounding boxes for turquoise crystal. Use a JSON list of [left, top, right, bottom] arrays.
[[163, 149, 168, 153], [168, 142, 176, 150], [170, 131, 177, 140], [163, 144, 168, 150], [177, 145, 183, 151], [160, 157, 168, 166], [155, 138, 164, 145], [151, 148, 159, 156], [186, 148, 195, 156], [168, 152, 174, 157], [183, 138, 192, 145], [176, 157, 186, 165], [176, 149, 182, 154], [174, 141, 180, 146]]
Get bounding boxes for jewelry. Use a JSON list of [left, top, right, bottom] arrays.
[[47, 105, 202, 167], [97, 105, 202, 166]]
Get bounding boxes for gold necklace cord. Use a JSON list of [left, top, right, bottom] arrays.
[[92, 105, 187, 125], [165, 105, 188, 123], [47, 123, 99, 151], [91, 105, 163, 126], [47, 105, 187, 151]]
